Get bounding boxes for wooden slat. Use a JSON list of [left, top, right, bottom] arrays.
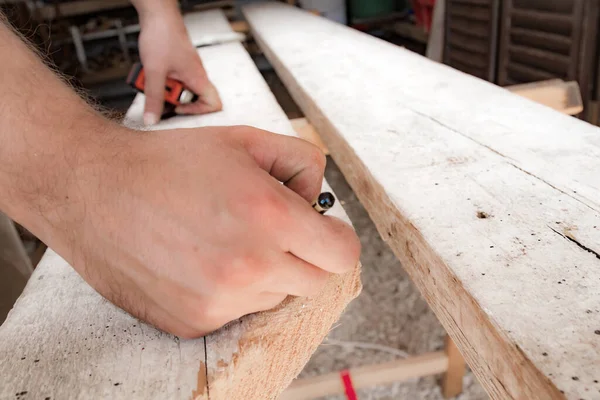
[[449, 23, 488, 39], [0, 10, 361, 400], [508, 44, 571, 74], [281, 352, 448, 400], [506, 61, 556, 82], [245, 4, 600, 400], [34, 0, 130, 19], [449, 4, 491, 21], [441, 336, 466, 398], [290, 118, 329, 155], [510, 8, 573, 32], [183, 10, 245, 47], [509, 27, 572, 53], [507, 79, 583, 115]]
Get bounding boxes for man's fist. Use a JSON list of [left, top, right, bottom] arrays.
[[61, 126, 360, 338]]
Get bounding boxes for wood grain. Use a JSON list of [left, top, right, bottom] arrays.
[[0, 10, 361, 400], [244, 3, 600, 399], [441, 335, 466, 398]]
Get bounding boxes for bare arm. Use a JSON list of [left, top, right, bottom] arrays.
[[130, 0, 222, 124], [0, 21, 360, 337]]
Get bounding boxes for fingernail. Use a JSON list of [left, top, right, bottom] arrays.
[[143, 112, 158, 126]]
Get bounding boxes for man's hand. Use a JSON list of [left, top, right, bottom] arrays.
[[38, 126, 361, 338], [0, 15, 359, 339], [133, 0, 222, 125]]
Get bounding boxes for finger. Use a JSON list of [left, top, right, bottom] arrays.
[[263, 252, 330, 297], [238, 128, 326, 203], [175, 81, 223, 115], [174, 60, 223, 115], [142, 67, 167, 126], [277, 186, 361, 274]]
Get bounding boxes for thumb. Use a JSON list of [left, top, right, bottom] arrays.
[[236, 127, 326, 203], [142, 67, 167, 126]]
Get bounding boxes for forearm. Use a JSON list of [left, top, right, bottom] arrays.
[[130, 0, 181, 21], [0, 21, 118, 243]]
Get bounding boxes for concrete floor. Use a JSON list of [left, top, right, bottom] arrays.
[[299, 160, 489, 400]]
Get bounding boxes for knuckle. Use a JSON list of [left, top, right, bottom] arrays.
[[307, 143, 326, 171], [330, 219, 362, 272], [188, 299, 227, 333], [304, 271, 330, 297], [213, 253, 267, 290]]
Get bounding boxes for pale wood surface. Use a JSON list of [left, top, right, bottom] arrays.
[[441, 336, 466, 398], [1, 34, 360, 400], [281, 352, 448, 400], [507, 79, 583, 116], [244, 3, 600, 400], [290, 117, 329, 155], [183, 9, 244, 47]]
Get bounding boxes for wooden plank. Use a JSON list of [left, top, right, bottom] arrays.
[[244, 3, 600, 400], [183, 9, 244, 47], [290, 117, 329, 155], [34, 0, 131, 19], [0, 31, 360, 400], [441, 336, 466, 398], [280, 352, 448, 400], [507, 79, 583, 115], [0, 213, 32, 324]]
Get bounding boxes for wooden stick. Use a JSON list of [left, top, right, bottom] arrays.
[[441, 335, 466, 398], [290, 117, 329, 155], [506, 79, 583, 115], [281, 352, 448, 400]]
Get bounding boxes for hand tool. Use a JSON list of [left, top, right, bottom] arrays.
[[126, 62, 198, 107]]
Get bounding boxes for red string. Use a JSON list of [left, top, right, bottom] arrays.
[[340, 369, 358, 400]]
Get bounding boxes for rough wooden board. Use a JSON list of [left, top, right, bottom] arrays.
[[127, 41, 362, 400], [507, 79, 584, 116], [290, 117, 329, 155], [183, 9, 244, 47], [0, 40, 360, 399], [0, 250, 208, 399], [0, 213, 32, 324], [244, 3, 600, 400]]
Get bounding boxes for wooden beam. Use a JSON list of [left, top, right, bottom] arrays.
[[183, 10, 245, 47], [281, 352, 448, 400], [35, 0, 131, 20], [230, 20, 250, 34], [290, 117, 329, 155], [441, 336, 466, 398], [0, 9, 361, 399], [244, 3, 600, 400], [0, 213, 32, 324], [506, 79, 583, 115]]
